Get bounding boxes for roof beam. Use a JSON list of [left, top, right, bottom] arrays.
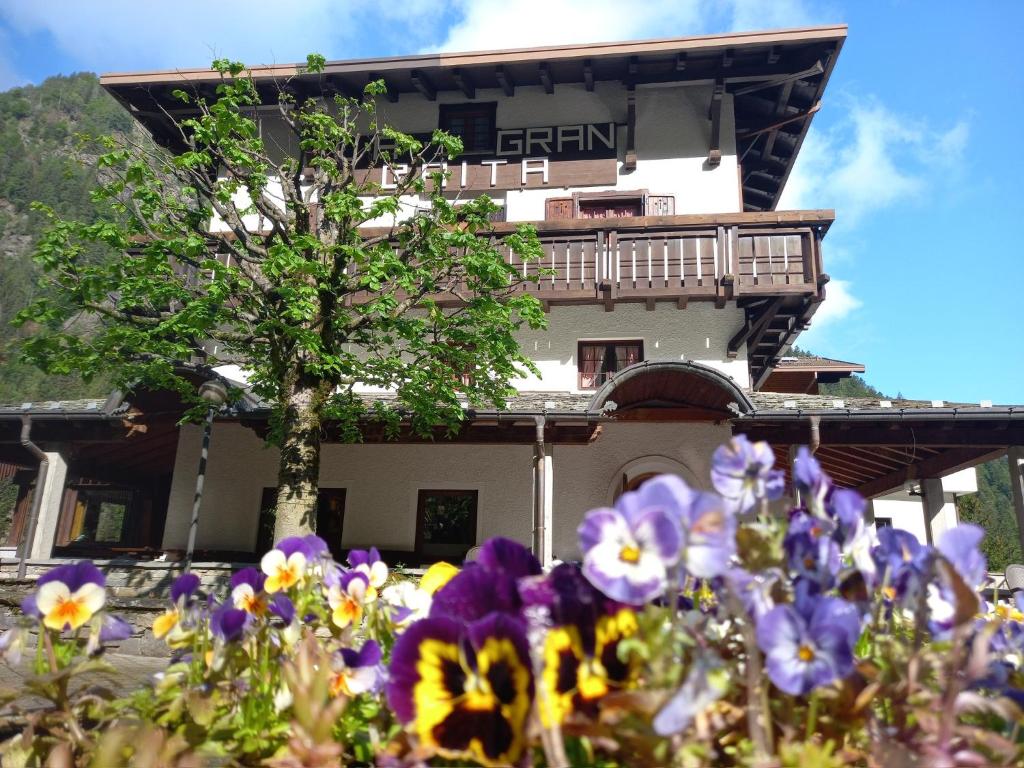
[[495, 65, 514, 97], [452, 68, 475, 99], [583, 59, 594, 91], [409, 69, 437, 101], [728, 297, 783, 358], [538, 62, 554, 94], [675, 52, 687, 71], [856, 447, 1006, 499], [707, 78, 724, 167]]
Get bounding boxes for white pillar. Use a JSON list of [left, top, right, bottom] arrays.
[[30, 449, 68, 558], [921, 478, 944, 546], [921, 477, 960, 545], [543, 447, 554, 565], [1009, 447, 1024, 558]]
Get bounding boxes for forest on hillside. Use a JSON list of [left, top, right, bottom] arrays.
[[0, 74, 1017, 568]]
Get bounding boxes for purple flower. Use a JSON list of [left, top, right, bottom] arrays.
[[99, 613, 133, 643], [872, 527, 929, 601], [675, 490, 737, 579], [653, 655, 728, 736], [430, 563, 525, 622], [349, 547, 389, 589], [230, 567, 266, 591], [784, 511, 841, 588], [170, 572, 201, 603], [937, 524, 987, 590], [579, 495, 682, 605], [387, 613, 533, 766], [286, 535, 329, 560], [269, 593, 295, 624], [429, 538, 539, 622], [210, 605, 248, 642], [334, 639, 384, 696], [928, 524, 987, 634], [757, 595, 861, 696], [475, 537, 542, 579], [33, 561, 107, 631], [20, 594, 40, 619], [711, 435, 785, 513], [722, 567, 780, 622], [793, 447, 830, 511]]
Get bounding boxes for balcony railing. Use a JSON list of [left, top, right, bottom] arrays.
[[488, 210, 832, 305]]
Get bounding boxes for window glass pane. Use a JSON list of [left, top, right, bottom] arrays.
[[94, 501, 128, 543], [67, 487, 132, 547], [419, 491, 477, 561]]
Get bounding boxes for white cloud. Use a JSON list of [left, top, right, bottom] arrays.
[[428, 0, 823, 52], [778, 97, 969, 355], [809, 279, 861, 329], [779, 98, 970, 225]]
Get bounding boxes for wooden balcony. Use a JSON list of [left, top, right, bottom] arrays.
[[488, 210, 833, 307]]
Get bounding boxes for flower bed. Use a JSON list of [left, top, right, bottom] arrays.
[[2, 437, 1022, 766]]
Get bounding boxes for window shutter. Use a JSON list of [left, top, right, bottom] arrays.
[[545, 197, 574, 220], [646, 195, 675, 216]]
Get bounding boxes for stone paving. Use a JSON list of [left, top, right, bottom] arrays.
[[0, 652, 169, 716]]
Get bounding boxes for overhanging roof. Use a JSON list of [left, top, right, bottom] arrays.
[[100, 25, 846, 212]]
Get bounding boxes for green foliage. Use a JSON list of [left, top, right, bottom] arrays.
[[958, 459, 1021, 572], [9, 57, 546, 535]]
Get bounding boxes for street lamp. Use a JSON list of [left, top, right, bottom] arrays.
[[184, 378, 228, 571]]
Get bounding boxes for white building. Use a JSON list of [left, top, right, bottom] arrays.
[[3, 26, 1022, 578]]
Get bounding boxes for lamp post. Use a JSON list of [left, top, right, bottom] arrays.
[[184, 379, 228, 572]]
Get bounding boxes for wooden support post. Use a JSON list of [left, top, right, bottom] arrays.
[[708, 78, 724, 167], [624, 87, 637, 170], [1010, 448, 1024, 559]]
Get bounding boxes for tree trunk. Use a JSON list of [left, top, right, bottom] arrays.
[[273, 380, 326, 542]]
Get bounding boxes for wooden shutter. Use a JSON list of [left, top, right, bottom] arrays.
[[646, 195, 675, 216], [545, 197, 574, 220]]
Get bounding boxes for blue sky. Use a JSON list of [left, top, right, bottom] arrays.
[[0, 0, 1020, 404]]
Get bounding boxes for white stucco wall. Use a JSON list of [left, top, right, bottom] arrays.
[[871, 468, 978, 545], [510, 301, 749, 392], [162, 419, 731, 560], [210, 81, 741, 233]]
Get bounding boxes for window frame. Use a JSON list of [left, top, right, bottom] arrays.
[[438, 102, 498, 154], [415, 488, 479, 563], [577, 339, 645, 390], [53, 481, 138, 553]]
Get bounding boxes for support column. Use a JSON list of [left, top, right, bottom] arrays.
[[1009, 447, 1024, 558], [921, 477, 959, 546], [30, 448, 68, 558], [531, 417, 553, 568]]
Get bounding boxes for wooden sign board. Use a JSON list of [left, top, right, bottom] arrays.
[[357, 156, 617, 192]]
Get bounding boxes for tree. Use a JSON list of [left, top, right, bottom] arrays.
[[15, 55, 546, 540]]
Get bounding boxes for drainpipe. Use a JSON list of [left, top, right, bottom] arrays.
[[532, 416, 547, 564], [17, 415, 48, 579]]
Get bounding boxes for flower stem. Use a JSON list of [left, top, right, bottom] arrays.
[[805, 691, 819, 742]]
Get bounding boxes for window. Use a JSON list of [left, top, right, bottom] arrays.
[[439, 103, 497, 153], [416, 489, 478, 563], [257, 488, 346, 561], [578, 340, 643, 389], [544, 192, 675, 220], [55, 484, 134, 549]]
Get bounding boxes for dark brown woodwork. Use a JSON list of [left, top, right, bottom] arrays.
[[538, 62, 554, 94], [708, 78, 724, 166], [410, 69, 437, 101], [495, 65, 514, 97], [452, 68, 475, 99], [625, 88, 637, 170], [583, 60, 594, 91]]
